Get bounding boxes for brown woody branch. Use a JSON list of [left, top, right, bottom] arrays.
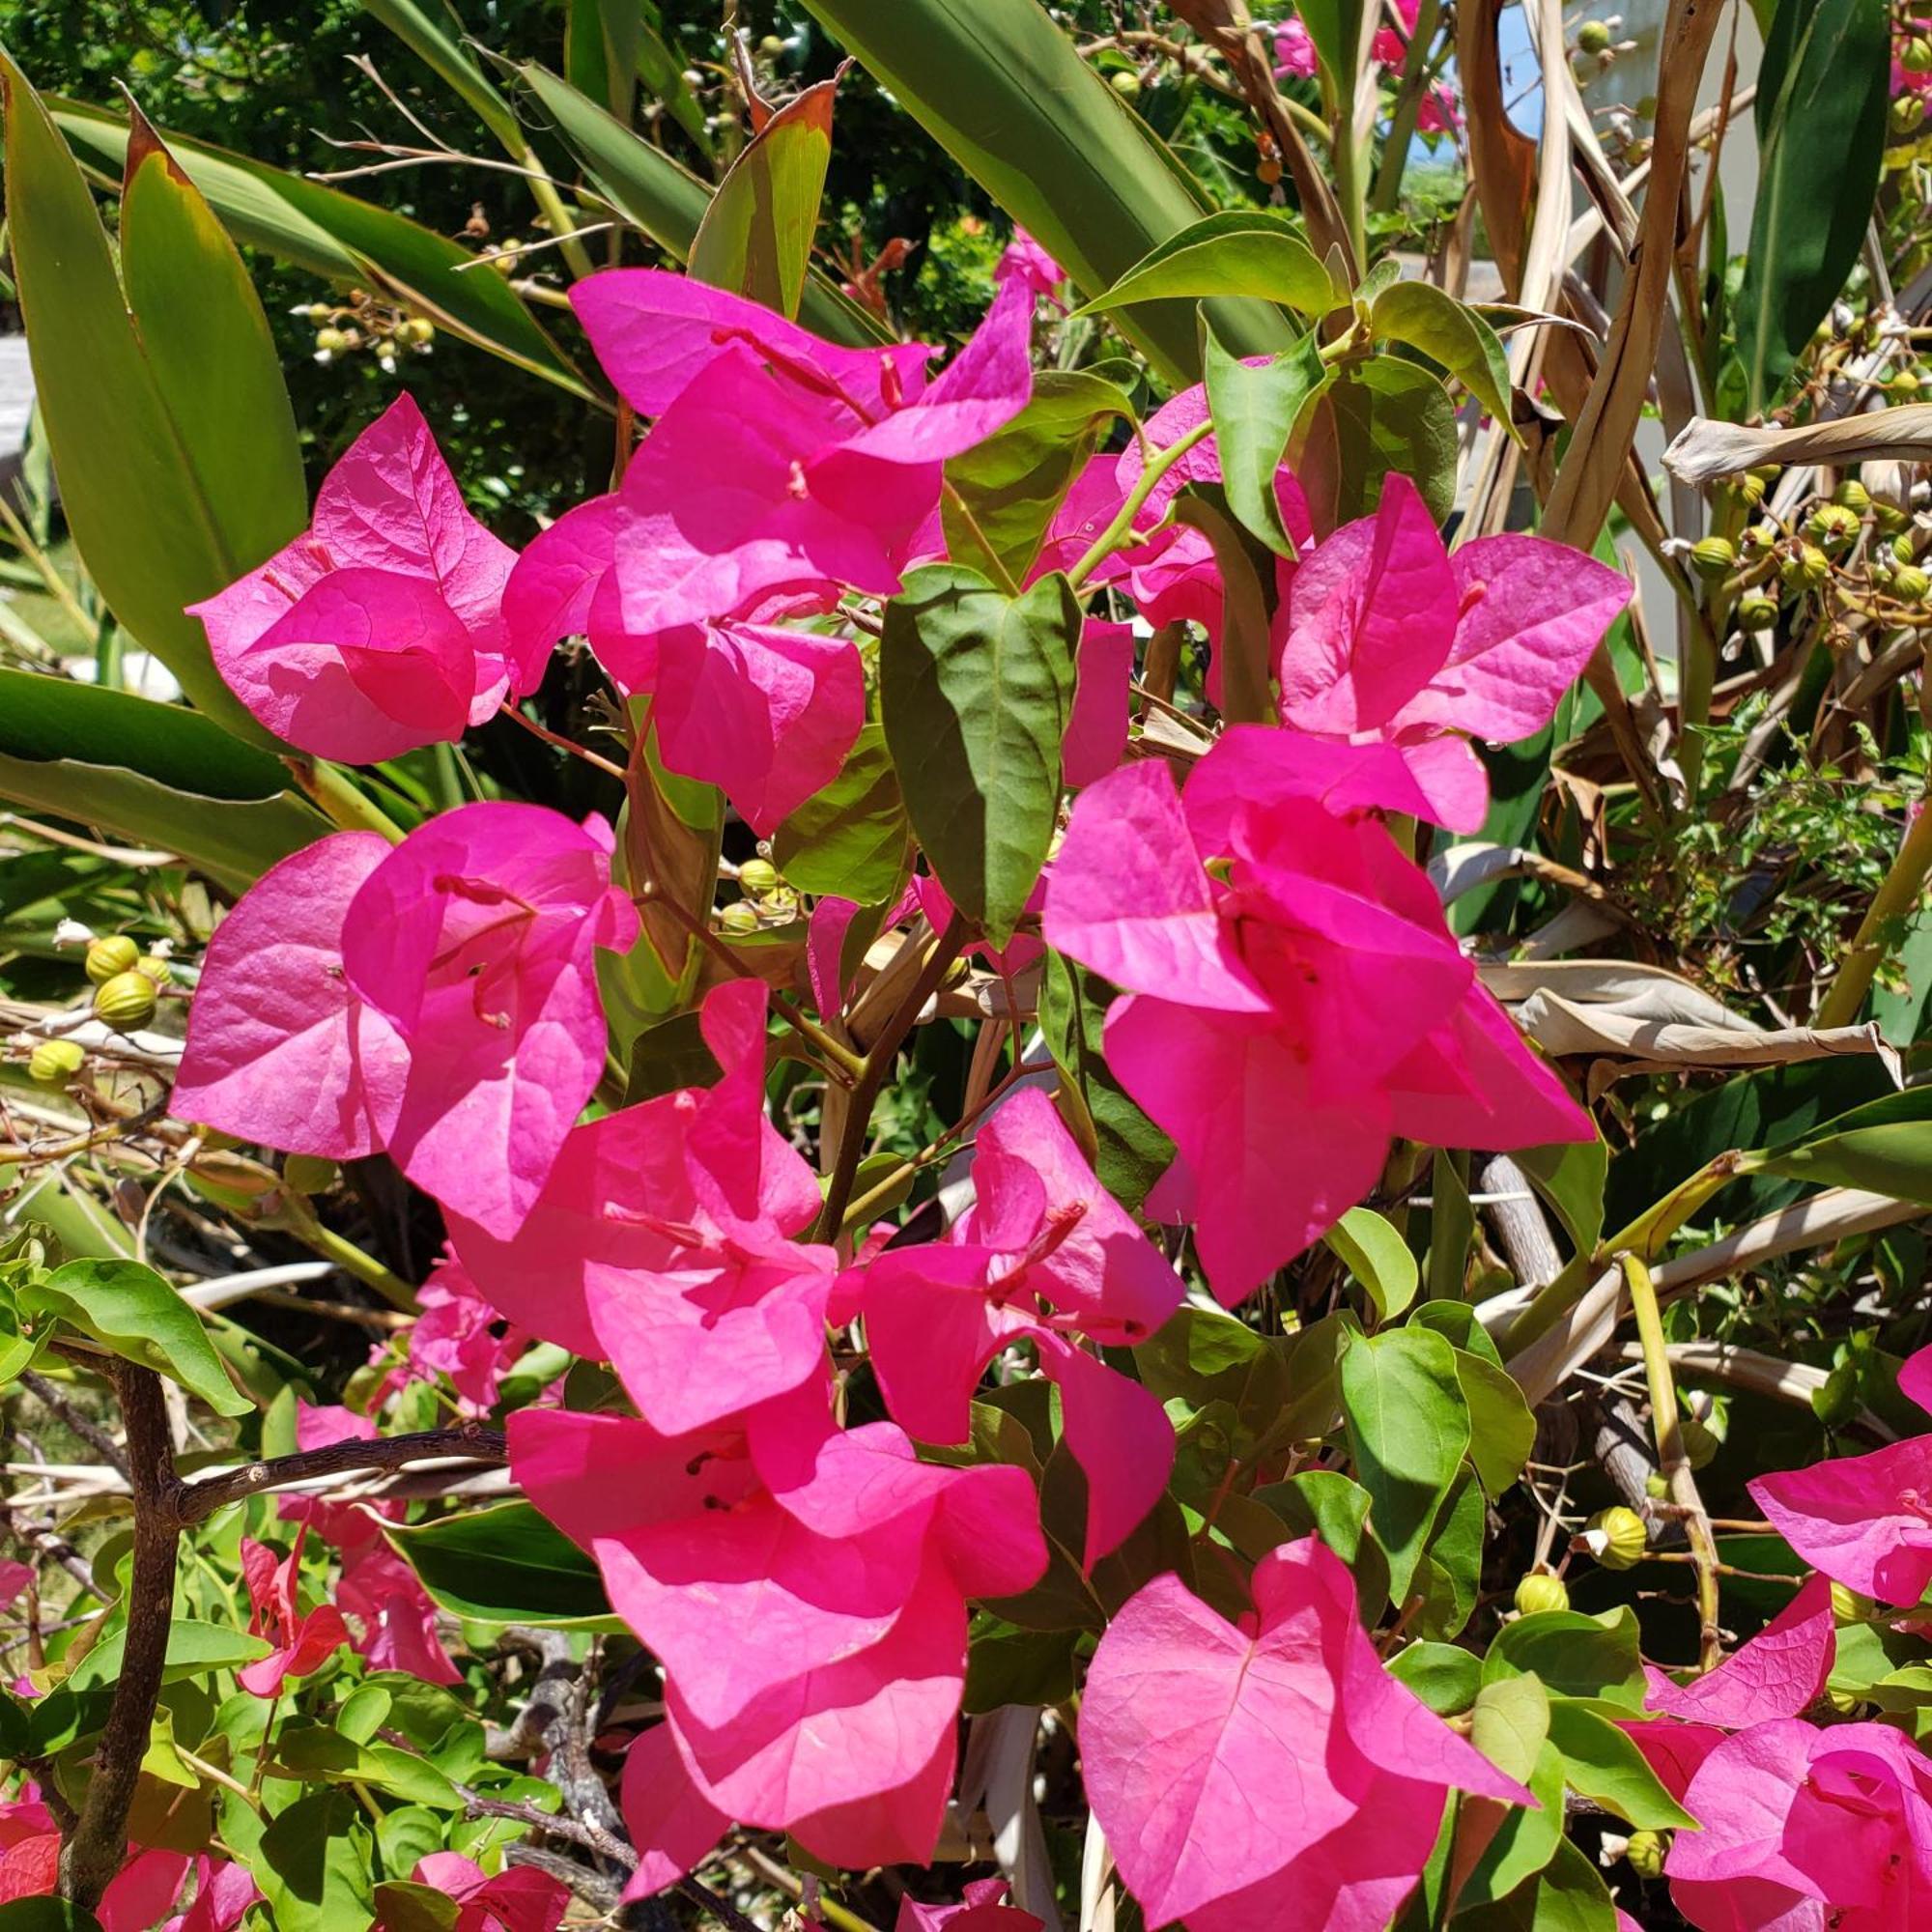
[[172, 1425, 507, 1526], [57, 1364, 178, 1910]]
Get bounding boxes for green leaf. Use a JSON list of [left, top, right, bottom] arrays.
[[0, 669, 285, 799], [384, 1502, 620, 1629], [1482, 1606, 1648, 1712], [1428, 1150, 1475, 1303], [690, 78, 835, 319], [1455, 1348, 1536, 1496], [273, 1722, 463, 1808], [1731, 0, 1889, 412], [0, 749, 323, 896], [1387, 1639, 1482, 1715], [1545, 1699, 1697, 1830], [1752, 1086, 1932, 1202], [1513, 1136, 1608, 1264], [1339, 1325, 1470, 1601], [1414, 1464, 1484, 1637], [517, 61, 885, 350], [1466, 1669, 1549, 1788], [118, 110, 307, 601], [1409, 1298, 1504, 1369], [1138, 1304, 1291, 1457], [1324, 1206, 1419, 1323], [1369, 279, 1514, 428], [880, 565, 1078, 945], [623, 1009, 724, 1106], [1296, 0, 1370, 106], [943, 369, 1136, 585], [1169, 486, 1278, 727], [963, 1618, 1078, 1713], [1252, 1468, 1389, 1616], [1203, 321, 1329, 559], [0, 669, 327, 890], [1455, 1835, 1619, 1932], [360, 0, 524, 150], [368, 1886, 460, 1932], [0, 1906, 103, 1932], [253, 1791, 376, 1932], [72, 1620, 271, 1690], [28, 1261, 250, 1416], [0, 54, 285, 737], [47, 98, 591, 398], [1293, 357, 1459, 535], [773, 723, 911, 906], [1070, 211, 1344, 323], [796, 0, 1296, 383], [1037, 951, 1175, 1210], [1462, 1738, 1566, 1908]]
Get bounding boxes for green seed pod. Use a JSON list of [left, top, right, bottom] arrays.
[[1690, 535, 1736, 580], [282, 1153, 340, 1196], [134, 953, 172, 985], [1589, 1505, 1650, 1570], [1895, 93, 1929, 135], [399, 316, 436, 348], [315, 327, 349, 355], [1679, 1415, 1720, 1470], [1737, 592, 1779, 629], [93, 970, 157, 1032], [1577, 18, 1612, 53], [1903, 36, 1932, 73], [758, 33, 786, 54], [1893, 565, 1931, 605], [737, 858, 781, 895], [1645, 1470, 1671, 1498], [1832, 479, 1872, 516], [718, 900, 761, 936], [84, 934, 140, 985], [1732, 470, 1766, 508], [1891, 368, 1923, 397], [28, 1038, 86, 1087], [1513, 1573, 1570, 1616], [1894, 534, 1919, 565], [1110, 70, 1142, 98], [1625, 1831, 1667, 1881], [1780, 544, 1832, 589], [1807, 503, 1861, 549]]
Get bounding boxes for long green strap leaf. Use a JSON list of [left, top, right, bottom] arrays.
[[797, 0, 1295, 383]]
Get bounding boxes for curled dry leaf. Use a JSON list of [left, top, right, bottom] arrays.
[[1663, 403, 1932, 484]]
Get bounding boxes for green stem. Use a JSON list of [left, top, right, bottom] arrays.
[[274, 1199, 419, 1314], [285, 759, 407, 844], [1622, 1254, 1723, 1669], [1065, 419, 1216, 590], [510, 143, 596, 283], [1814, 784, 1932, 1029], [1369, 0, 1442, 215], [1504, 1151, 1750, 1357]]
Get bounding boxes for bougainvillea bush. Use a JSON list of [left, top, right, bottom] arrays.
[[2, 1, 1931, 1928]]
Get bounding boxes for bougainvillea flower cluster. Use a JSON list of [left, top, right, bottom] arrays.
[[164, 258, 1666, 1926]]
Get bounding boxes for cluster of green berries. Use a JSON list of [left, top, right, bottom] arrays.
[[716, 855, 800, 936], [299, 298, 435, 369], [26, 935, 174, 1083]]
